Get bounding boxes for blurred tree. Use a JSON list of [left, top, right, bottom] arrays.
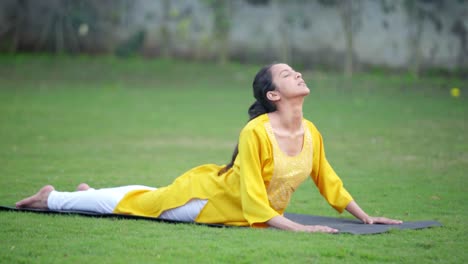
[[404, 0, 447, 79], [206, 0, 232, 64], [0, 0, 129, 54], [451, 18, 468, 68], [405, 0, 424, 79], [115, 30, 145, 57], [337, 0, 362, 77], [0, 0, 27, 52], [273, 0, 291, 64], [159, 0, 172, 58]]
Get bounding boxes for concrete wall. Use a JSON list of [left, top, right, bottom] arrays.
[[130, 0, 467, 71], [1, 0, 467, 71]]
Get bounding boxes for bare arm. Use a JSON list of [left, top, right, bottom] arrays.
[[266, 201, 401, 232], [266, 215, 338, 233], [346, 200, 403, 224]]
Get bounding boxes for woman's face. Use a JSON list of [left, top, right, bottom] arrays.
[[269, 64, 310, 100]]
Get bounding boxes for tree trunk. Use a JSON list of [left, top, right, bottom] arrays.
[[339, 0, 354, 77], [273, 0, 290, 63], [212, 0, 231, 65], [159, 0, 171, 58], [405, 0, 423, 79]]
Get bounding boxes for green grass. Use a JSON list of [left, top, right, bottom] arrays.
[[0, 54, 467, 263]]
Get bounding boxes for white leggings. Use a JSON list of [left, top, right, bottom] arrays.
[[47, 185, 207, 222]]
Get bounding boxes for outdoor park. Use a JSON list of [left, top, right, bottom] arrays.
[[0, 1, 467, 263]]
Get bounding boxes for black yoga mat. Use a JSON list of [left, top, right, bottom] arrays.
[[284, 212, 441, 235], [0, 206, 441, 235]]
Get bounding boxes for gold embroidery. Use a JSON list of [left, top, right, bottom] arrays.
[[264, 122, 313, 212]]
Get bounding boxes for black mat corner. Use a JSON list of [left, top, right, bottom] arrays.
[[0, 206, 441, 235], [284, 213, 442, 235]]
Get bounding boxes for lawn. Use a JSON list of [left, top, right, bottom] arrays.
[[0, 54, 466, 263]]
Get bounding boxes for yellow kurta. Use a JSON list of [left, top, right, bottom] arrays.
[[114, 114, 353, 226]]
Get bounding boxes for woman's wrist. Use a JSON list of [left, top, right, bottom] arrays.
[[345, 201, 371, 224], [361, 216, 372, 224], [267, 215, 305, 231]]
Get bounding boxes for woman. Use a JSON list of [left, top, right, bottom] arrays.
[[16, 63, 402, 233]]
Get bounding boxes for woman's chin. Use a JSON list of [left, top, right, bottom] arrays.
[[300, 88, 311, 96]]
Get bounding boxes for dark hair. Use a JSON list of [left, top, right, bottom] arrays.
[[218, 64, 277, 175]]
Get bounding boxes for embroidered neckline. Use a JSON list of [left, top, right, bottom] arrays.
[[263, 119, 314, 212], [264, 122, 308, 159]]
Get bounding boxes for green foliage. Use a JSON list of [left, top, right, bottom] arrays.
[[0, 55, 466, 263], [202, 0, 231, 63], [176, 18, 192, 39], [115, 31, 145, 57]]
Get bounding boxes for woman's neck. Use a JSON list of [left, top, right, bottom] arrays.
[[270, 103, 303, 133]]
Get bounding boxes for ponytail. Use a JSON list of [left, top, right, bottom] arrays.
[[218, 64, 277, 176]]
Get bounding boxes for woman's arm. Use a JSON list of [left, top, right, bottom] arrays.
[[346, 200, 402, 224], [307, 123, 402, 225], [267, 215, 338, 233], [308, 124, 354, 213]]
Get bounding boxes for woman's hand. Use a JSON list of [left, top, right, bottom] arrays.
[[267, 215, 338, 233], [345, 201, 403, 225], [301, 225, 338, 233], [363, 216, 403, 225]]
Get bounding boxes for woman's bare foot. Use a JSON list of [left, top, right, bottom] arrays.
[[76, 183, 90, 191], [15, 185, 54, 209]]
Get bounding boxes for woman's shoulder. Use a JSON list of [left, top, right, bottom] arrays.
[[241, 114, 269, 134], [303, 118, 321, 135]]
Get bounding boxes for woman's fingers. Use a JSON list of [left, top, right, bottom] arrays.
[[303, 225, 339, 233], [369, 217, 403, 225]]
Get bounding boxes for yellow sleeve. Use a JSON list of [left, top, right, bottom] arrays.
[[238, 126, 279, 226], [309, 125, 353, 213]]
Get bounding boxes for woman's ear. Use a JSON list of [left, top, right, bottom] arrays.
[[266, 91, 280, 102]]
